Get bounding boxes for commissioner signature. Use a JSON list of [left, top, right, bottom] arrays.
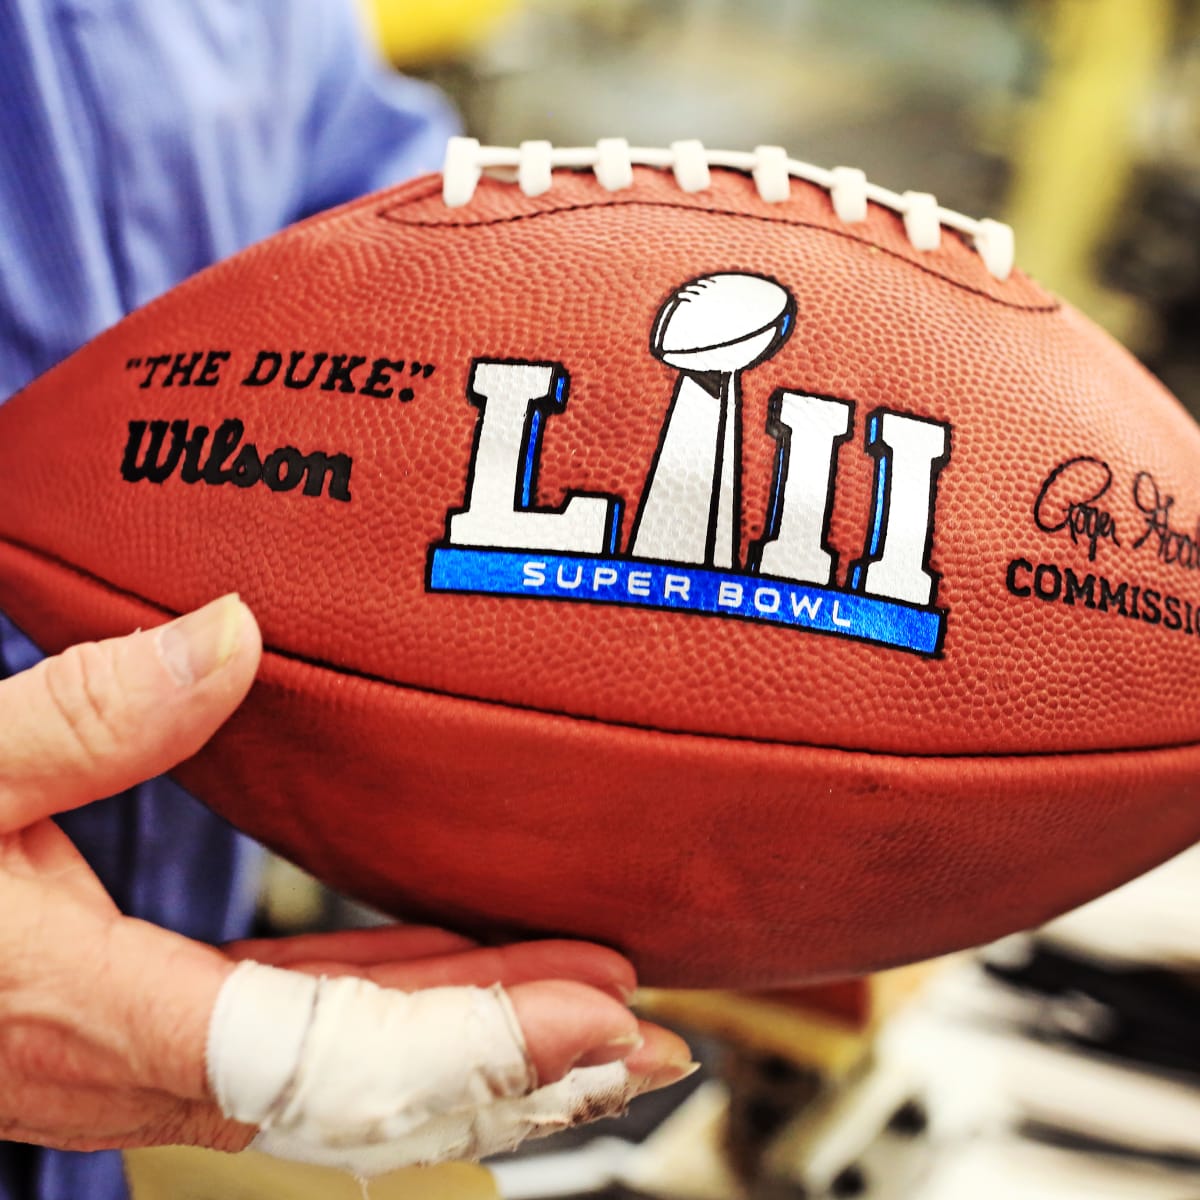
[[1033, 457, 1200, 571], [1033, 457, 1120, 561], [1132, 472, 1200, 570]]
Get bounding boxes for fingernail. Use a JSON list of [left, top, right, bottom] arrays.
[[613, 981, 638, 1006], [156, 594, 245, 686], [633, 1060, 700, 1094], [575, 1031, 644, 1069]]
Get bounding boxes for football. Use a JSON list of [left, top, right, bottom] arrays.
[[2, 137, 1199, 986]]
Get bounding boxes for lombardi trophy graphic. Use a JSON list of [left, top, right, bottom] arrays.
[[631, 274, 796, 569]]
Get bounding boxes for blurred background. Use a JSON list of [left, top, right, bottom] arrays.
[[264, 1, 1200, 1197], [362, 0, 1200, 412]]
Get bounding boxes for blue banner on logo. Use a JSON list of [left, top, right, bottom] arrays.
[[429, 547, 944, 655]]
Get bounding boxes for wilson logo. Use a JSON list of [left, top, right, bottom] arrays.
[[120, 418, 352, 501], [428, 272, 950, 656]]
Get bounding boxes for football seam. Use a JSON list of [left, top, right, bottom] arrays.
[[4, 533, 1199, 764], [377, 187, 1059, 314]]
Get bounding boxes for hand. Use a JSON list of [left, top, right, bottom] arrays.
[[0, 595, 692, 1168]]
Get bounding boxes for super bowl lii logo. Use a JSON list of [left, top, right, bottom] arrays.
[[428, 273, 950, 656]]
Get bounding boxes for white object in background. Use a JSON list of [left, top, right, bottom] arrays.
[[918, 1138, 1192, 1200], [1038, 844, 1200, 968]]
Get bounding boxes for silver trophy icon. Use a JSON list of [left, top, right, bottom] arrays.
[[631, 273, 795, 570]]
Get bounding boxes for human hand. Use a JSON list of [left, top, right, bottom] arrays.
[[0, 595, 692, 1170]]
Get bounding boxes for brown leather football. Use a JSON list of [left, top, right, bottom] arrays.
[[1, 138, 1198, 986]]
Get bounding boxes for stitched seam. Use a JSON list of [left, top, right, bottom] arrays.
[[372, 178, 444, 214], [378, 194, 1058, 313], [1, 534, 1193, 762]]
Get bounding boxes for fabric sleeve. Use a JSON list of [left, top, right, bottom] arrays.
[[292, 0, 461, 219]]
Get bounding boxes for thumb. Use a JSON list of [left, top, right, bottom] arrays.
[[0, 594, 261, 832]]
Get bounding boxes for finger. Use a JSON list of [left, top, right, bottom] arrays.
[[252, 1061, 638, 1173], [0, 883, 240, 1143], [283, 1051, 699, 1173], [264, 939, 638, 1004], [0, 595, 261, 830], [0, 1087, 256, 1155], [140, 1097, 256, 1157], [102, 917, 239, 1103], [201, 966, 696, 1176], [495, 1007, 693, 1097], [506, 980, 640, 1085], [622, 1020, 696, 1093], [451, 1045, 697, 1164], [0, 817, 117, 911], [225, 924, 479, 967]]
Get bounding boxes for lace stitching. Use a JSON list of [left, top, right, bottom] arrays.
[[441, 136, 1015, 281]]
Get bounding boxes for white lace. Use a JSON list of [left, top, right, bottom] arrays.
[[441, 136, 1015, 281]]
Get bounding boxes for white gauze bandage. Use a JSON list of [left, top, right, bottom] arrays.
[[206, 961, 631, 1175]]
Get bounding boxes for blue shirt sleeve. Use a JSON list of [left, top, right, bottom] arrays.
[[0, 3, 459, 1197], [0, 0, 459, 398]]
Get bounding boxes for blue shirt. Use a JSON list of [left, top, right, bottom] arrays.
[[0, 3, 457, 1197]]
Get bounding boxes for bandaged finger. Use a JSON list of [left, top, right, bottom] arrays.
[[206, 961, 536, 1172], [255, 1060, 632, 1175]]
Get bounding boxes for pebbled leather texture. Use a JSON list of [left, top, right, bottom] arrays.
[[1, 165, 1198, 984]]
